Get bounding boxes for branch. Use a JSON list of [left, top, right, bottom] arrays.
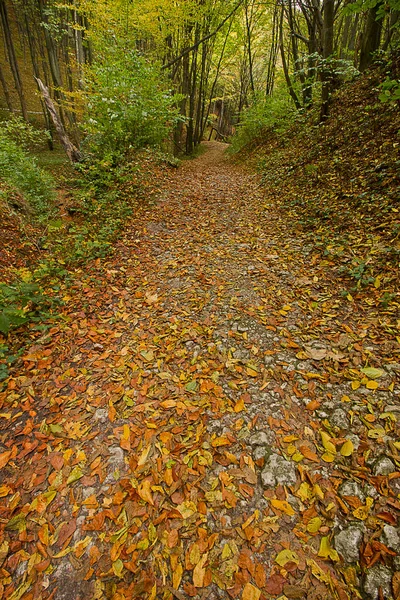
[[162, 0, 246, 71]]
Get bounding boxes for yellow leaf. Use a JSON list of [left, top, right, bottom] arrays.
[[321, 432, 336, 454], [307, 517, 322, 533], [297, 482, 311, 502], [52, 547, 72, 559], [211, 436, 231, 448], [137, 480, 154, 505], [137, 445, 151, 466], [366, 380, 379, 390], [341, 395, 351, 402], [321, 452, 335, 463], [283, 435, 299, 443], [318, 536, 339, 561], [340, 440, 354, 456], [306, 559, 331, 584], [361, 367, 383, 379], [242, 582, 261, 600], [160, 399, 177, 409], [275, 549, 299, 567], [246, 367, 258, 377], [193, 553, 208, 587], [67, 466, 83, 485], [173, 562, 183, 589], [353, 497, 374, 521], [112, 559, 124, 577], [0, 485, 12, 497], [270, 498, 295, 516], [351, 381, 361, 390], [292, 451, 304, 462], [234, 398, 245, 413], [221, 543, 232, 560]]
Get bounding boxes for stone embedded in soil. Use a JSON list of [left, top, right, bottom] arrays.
[[261, 453, 297, 488], [334, 526, 363, 563], [330, 407, 349, 430], [338, 481, 365, 502], [373, 456, 396, 476], [382, 525, 400, 552], [363, 565, 392, 600], [249, 431, 272, 447]]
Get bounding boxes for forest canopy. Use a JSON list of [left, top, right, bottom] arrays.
[[0, 0, 399, 157]]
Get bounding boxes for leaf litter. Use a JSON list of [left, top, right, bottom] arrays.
[[0, 141, 399, 600]]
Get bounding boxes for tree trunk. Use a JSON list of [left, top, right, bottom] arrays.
[[0, 0, 28, 120], [279, 8, 301, 110], [0, 62, 13, 112], [359, 2, 383, 71], [36, 78, 82, 163], [320, 0, 335, 121]]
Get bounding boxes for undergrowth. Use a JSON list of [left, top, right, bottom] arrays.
[[235, 57, 400, 306]]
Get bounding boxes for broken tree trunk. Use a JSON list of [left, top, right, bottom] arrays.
[[35, 78, 82, 163]]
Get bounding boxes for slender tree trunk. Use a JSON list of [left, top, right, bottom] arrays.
[[0, 62, 13, 112], [279, 7, 301, 110], [359, 2, 383, 71], [24, 12, 54, 149], [320, 0, 335, 120], [245, 0, 255, 95], [266, 4, 279, 97], [0, 0, 28, 120]]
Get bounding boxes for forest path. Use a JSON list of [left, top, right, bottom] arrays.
[[1, 142, 399, 600]]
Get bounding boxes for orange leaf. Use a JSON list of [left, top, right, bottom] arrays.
[[211, 436, 231, 448], [137, 480, 154, 505], [0, 450, 12, 469], [242, 583, 261, 600], [193, 553, 208, 587]]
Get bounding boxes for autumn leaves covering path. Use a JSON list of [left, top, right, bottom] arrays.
[[1, 142, 400, 600]]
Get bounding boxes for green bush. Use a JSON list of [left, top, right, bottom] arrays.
[[83, 46, 181, 160], [230, 86, 298, 153], [0, 116, 50, 150], [0, 126, 55, 217]]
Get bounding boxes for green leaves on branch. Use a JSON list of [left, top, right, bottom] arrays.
[[83, 46, 182, 160]]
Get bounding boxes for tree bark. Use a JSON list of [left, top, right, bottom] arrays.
[[359, 2, 383, 71], [0, 0, 28, 120], [36, 78, 82, 163], [320, 0, 335, 121], [0, 62, 13, 113]]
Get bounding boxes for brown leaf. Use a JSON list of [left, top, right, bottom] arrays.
[[264, 574, 286, 595]]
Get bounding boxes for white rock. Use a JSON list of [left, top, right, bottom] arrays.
[[373, 456, 396, 476], [363, 565, 392, 600], [261, 454, 297, 488], [334, 526, 363, 563]]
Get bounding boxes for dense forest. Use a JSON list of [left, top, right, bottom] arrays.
[[0, 1, 400, 600], [0, 0, 399, 154]]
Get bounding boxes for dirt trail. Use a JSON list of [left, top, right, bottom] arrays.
[[1, 142, 399, 600]]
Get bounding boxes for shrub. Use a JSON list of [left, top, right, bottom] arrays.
[[0, 126, 55, 217], [230, 85, 298, 153], [83, 46, 181, 160]]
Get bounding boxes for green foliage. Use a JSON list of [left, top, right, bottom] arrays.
[[83, 45, 181, 160], [379, 77, 400, 103], [230, 87, 298, 153], [0, 126, 55, 217], [0, 279, 54, 336], [0, 116, 50, 150]]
